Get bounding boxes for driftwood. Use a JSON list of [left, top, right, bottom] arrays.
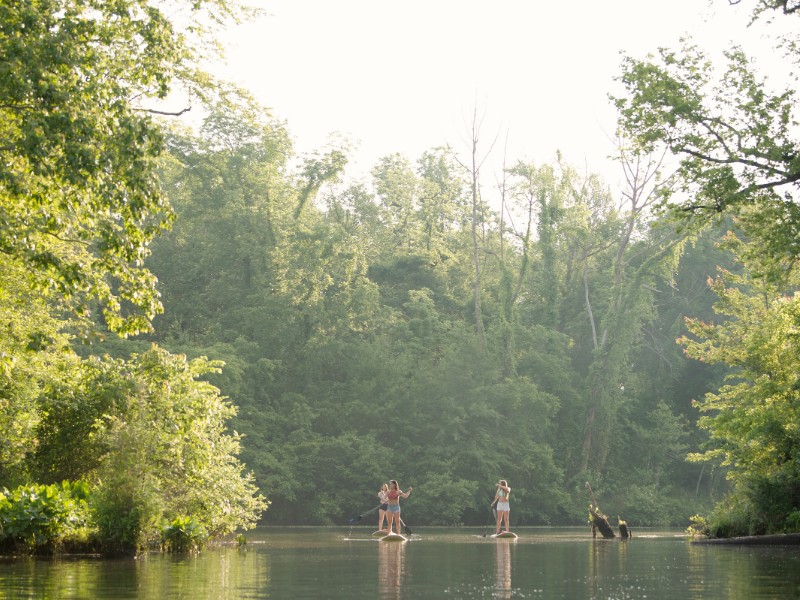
[[589, 504, 616, 539], [617, 517, 631, 539], [585, 482, 615, 539]]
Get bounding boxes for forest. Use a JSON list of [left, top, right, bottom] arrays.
[[1, 0, 799, 555]]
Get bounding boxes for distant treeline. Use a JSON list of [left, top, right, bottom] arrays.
[[134, 110, 733, 526]]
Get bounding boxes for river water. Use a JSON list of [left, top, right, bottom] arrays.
[[1, 526, 799, 599]]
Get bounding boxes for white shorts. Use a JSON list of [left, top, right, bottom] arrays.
[[496, 501, 510, 512]]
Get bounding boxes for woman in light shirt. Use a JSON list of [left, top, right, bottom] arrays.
[[493, 479, 511, 535], [377, 483, 389, 532]]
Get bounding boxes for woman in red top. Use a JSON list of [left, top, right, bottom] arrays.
[[385, 479, 412, 535]]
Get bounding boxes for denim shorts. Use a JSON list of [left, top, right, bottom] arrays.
[[496, 501, 510, 512], [387, 504, 401, 513]]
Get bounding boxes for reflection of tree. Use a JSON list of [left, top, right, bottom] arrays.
[[129, 546, 270, 597], [617, 534, 629, 565], [494, 540, 512, 599], [686, 542, 710, 599], [378, 542, 406, 600], [587, 540, 614, 599]]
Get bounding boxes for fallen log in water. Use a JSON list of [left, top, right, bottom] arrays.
[[617, 517, 631, 539], [585, 482, 615, 539], [691, 532, 800, 545], [589, 505, 615, 539]]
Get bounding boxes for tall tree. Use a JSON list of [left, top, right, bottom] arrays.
[[372, 153, 420, 253], [0, 261, 79, 486], [608, 1, 800, 531], [561, 148, 687, 474], [416, 147, 468, 258], [613, 39, 800, 279], [451, 107, 497, 352], [680, 242, 800, 535], [0, 0, 251, 335]]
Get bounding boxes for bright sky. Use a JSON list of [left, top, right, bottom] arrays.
[[218, 0, 778, 191]]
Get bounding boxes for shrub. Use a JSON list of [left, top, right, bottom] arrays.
[[707, 475, 800, 538], [162, 516, 208, 553], [0, 481, 96, 554], [785, 510, 800, 533], [708, 494, 763, 538], [686, 514, 710, 539], [747, 474, 800, 534], [91, 481, 163, 556]]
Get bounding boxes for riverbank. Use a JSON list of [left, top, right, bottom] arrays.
[[691, 532, 800, 545]]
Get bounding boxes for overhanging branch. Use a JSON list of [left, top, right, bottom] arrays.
[[135, 106, 192, 117]]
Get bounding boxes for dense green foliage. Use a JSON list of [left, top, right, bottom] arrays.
[[680, 256, 800, 535], [0, 0, 267, 555], [84, 346, 267, 554], [0, 481, 95, 554], [616, 1, 800, 535], [134, 110, 726, 527], [162, 516, 209, 553], [4, 0, 209, 334]]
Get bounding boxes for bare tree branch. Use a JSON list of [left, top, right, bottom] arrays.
[[135, 106, 192, 117]]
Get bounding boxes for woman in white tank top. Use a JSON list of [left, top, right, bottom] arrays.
[[493, 479, 511, 534]]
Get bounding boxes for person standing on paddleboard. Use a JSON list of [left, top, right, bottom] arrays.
[[493, 480, 511, 535], [385, 479, 412, 535], [377, 483, 390, 532]]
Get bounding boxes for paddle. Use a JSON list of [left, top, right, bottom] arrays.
[[347, 504, 381, 525], [399, 517, 413, 536], [482, 500, 498, 537]]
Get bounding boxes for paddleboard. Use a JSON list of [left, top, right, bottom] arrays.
[[380, 533, 407, 542], [492, 531, 518, 539], [372, 530, 388, 537]]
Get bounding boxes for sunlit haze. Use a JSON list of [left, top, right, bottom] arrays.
[[217, 0, 777, 191]]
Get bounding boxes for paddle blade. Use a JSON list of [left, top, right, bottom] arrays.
[[347, 514, 363, 524], [399, 518, 413, 535]]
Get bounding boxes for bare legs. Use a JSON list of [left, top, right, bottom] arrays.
[[495, 510, 509, 534], [386, 510, 399, 535], [378, 508, 387, 532]]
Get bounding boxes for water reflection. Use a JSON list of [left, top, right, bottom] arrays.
[[586, 538, 615, 599], [494, 539, 512, 599], [617, 532, 630, 565], [2, 528, 799, 599], [686, 542, 710, 599], [377, 541, 406, 599]]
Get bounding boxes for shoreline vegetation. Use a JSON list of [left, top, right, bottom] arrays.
[[6, 527, 800, 559]]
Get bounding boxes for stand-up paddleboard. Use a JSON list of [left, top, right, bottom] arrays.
[[492, 531, 518, 539], [372, 530, 388, 537], [380, 532, 407, 542]]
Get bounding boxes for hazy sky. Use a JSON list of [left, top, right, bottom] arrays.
[[217, 0, 777, 190]]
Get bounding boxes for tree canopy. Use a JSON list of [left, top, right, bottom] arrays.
[[0, 0, 267, 555], [615, 0, 800, 535], [0, 0, 252, 335]]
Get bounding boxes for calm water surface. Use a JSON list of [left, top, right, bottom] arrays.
[[1, 526, 799, 599]]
